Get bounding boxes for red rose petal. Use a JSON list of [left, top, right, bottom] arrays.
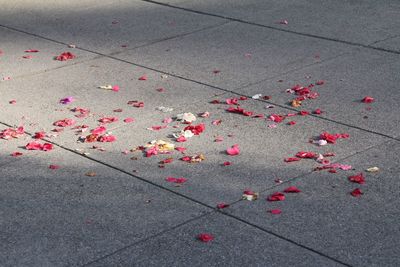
[[269, 209, 282, 214], [138, 75, 147, 81], [197, 233, 214, 242], [226, 144, 240, 156], [283, 186, 301, 193], [217, 203, 229, 209], [348, 173, 365, 184], [49, 164, 60, 170], [267, 192, 285, 201], [362, 96, 374, 103], [124, 117, 134, 123], [350, 188, 363, 197]]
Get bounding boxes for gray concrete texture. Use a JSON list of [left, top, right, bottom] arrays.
[[0, 0, 399, 266]]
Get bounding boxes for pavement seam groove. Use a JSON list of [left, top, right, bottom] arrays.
[[141, 0, 400, 56], [81, 211, 215, 266], [230, 50, 352, 92], [1, 24, 399, 141]]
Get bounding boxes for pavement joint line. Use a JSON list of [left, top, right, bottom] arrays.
[[231, 50, 352, 92], [0, 55, 104, 84], [368, 33, 400, 46], [141, 0, 400, 56], [81, 211, 215, 266], [218, 210, 353, 267], [1, 23, 399, 141], [107, 20, 232, 57], [0, 118, 358, 266]]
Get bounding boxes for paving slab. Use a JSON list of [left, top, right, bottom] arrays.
[[224, 139, 400, 267], [234, 48, 400, 138], [87, 212, 343, 267], [23, 98, 387, 207], [0, 0, 227, 55], [115, 21, 352, 89], [150, 0, 400, 48], [0, 133, 209, 267], [0, 27, 95, 80]]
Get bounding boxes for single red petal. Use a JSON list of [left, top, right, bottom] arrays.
[[362, 96, 374, 103], [34, 132, 46, 139], [91, 126, 107, 135], [175, 147, 186, 152], [49, 164, 60, 170], [197, 233, 214, 242], [217, 203, 230, 209], [283, 186, 301, 193], [226, 144, 240, 156], [223, 161, 232, 166], [98, 135, 117, 142], [284, 157, 301, 162], [138, 75, 147, 81], [124, 117, 134, 123], [25, 49, 39, 53], [348, 173, 365, 184], [42, 143, 53, 151], [316, 80, 325, 85], [9, 99, 16, 104], [112, 85, 120, 92], [11, 152, 23, 157], [176, 136, 187, 142], [267, 192, 285, 201], [295, 151, 316, 159], [268, 209, 282, 214], [313, 109, 322, 114], [299, 110, 310, 116], [350, 188, 363, 197], [55, 52, 76, 61], [287, 121, 296, 125]]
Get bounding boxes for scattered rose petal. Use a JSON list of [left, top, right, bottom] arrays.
[[313, 109, 322, 114], [288, 121, 296, 125], [55, 52, 76, 61], [9, 99, 16, 104], [362, 96, 374, 103], [223, 161, 232, 166], [348, 173, 365, 184], [25, 49, 39, 53], [226, 144, 240, 156], [351, 188, 363, 197], [176, 136, 187, 142], [25, 141, 53, 151], [112, 85, 120, 92], [217, 203, 229, 209], [283, 186, 301, 193], [166, 177, 187, 184], [267, 192, 285, 201], [124, 117, 135, 123], [59, 96, 74, 104], [49, 164, 60, 170], [212, 119, 222, 125], [197, 233, 214, 243], [11, 152, 23, 157], [138, 75, 147, 81], [268, 209, 282, 214], [53, 118, 76, 127], [284, 157, 301, 163]]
